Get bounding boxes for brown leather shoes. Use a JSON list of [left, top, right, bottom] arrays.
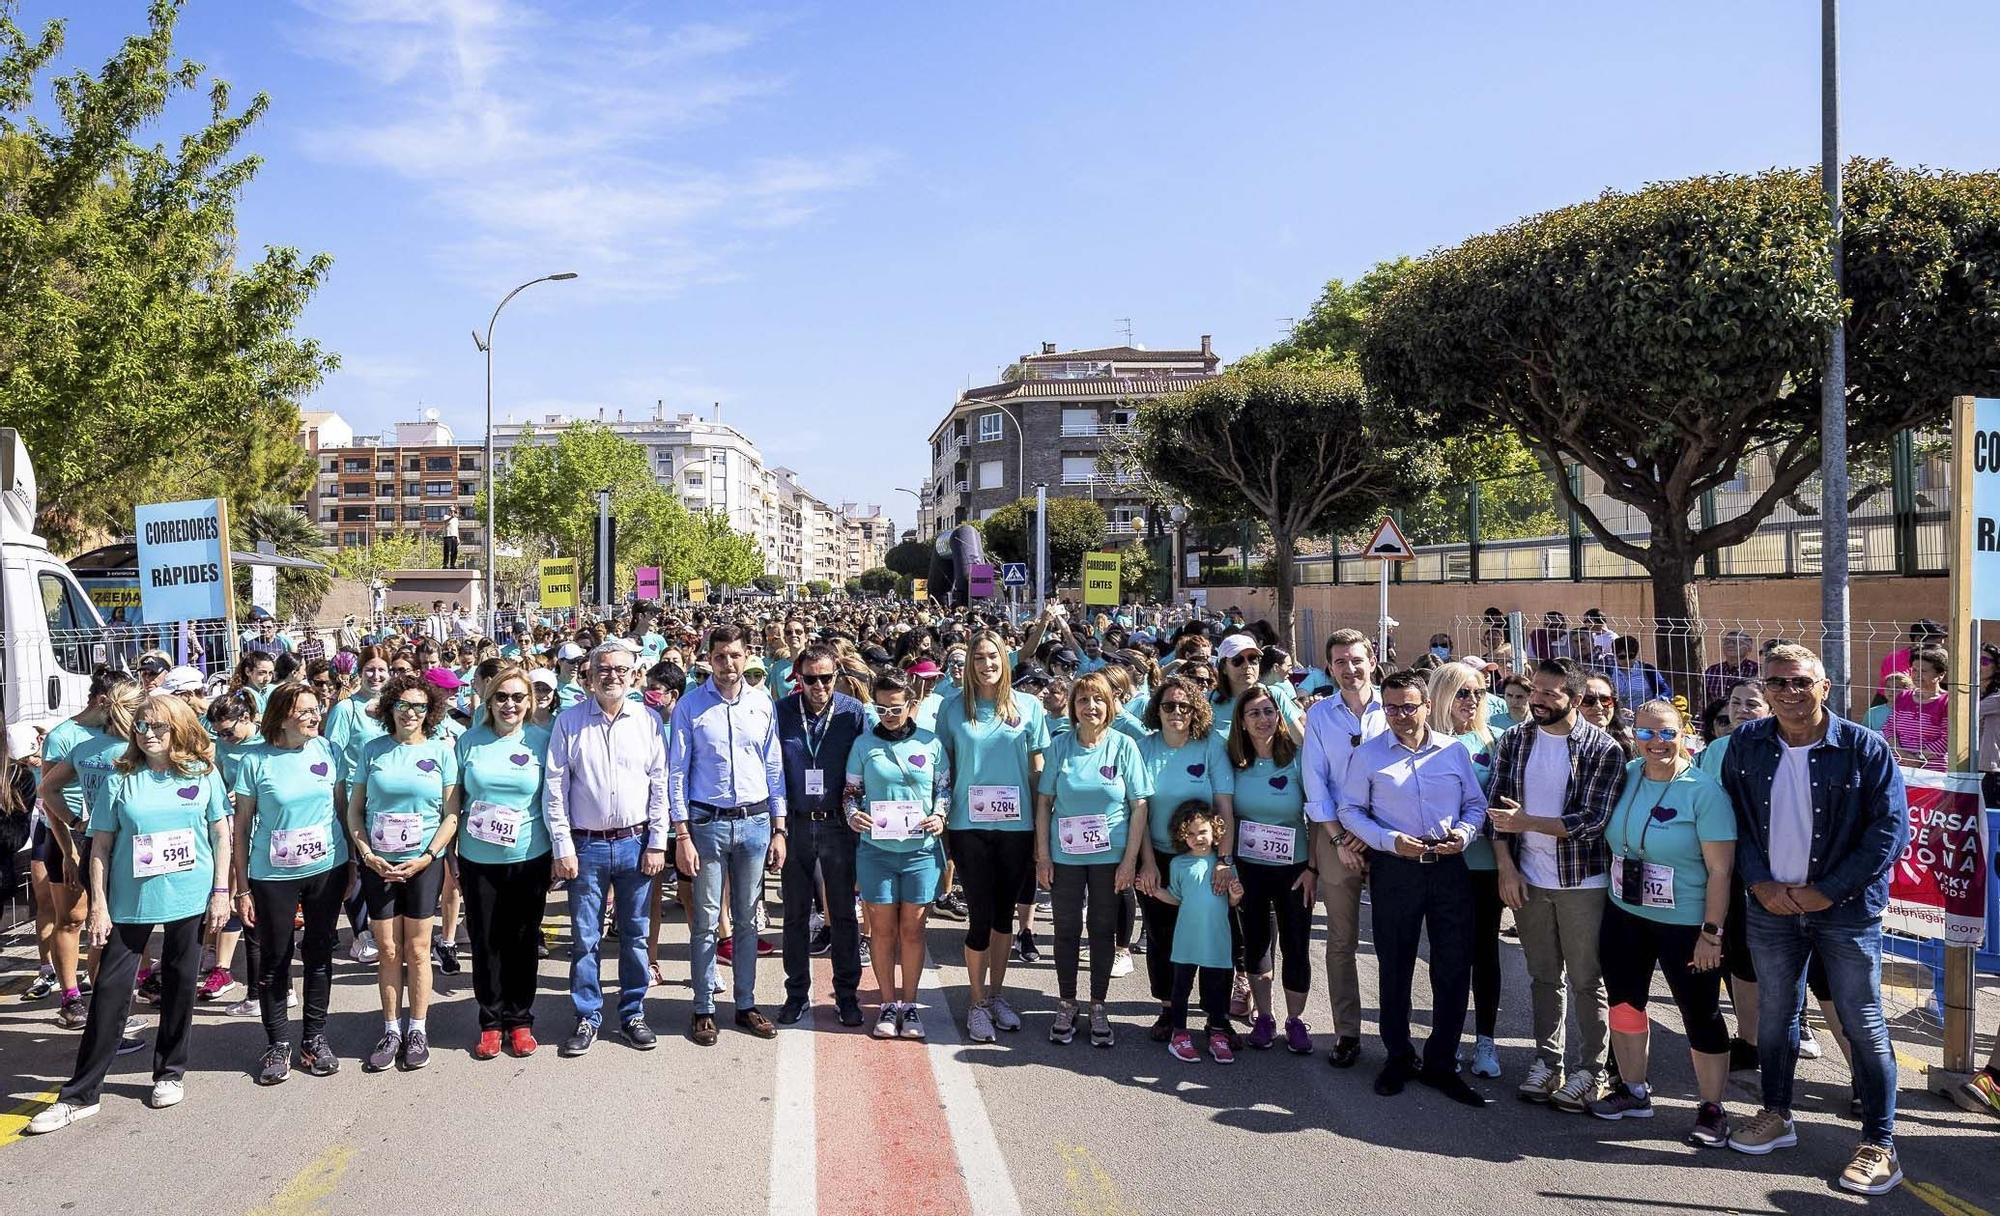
[[689, 1014, 718, 1047], [734, 1009, 776, 1039]]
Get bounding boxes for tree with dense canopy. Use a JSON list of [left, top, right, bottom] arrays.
[[979, 496, 1109, 585]]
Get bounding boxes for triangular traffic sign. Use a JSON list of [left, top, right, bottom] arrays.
[[1362, 516, 1414, 561]]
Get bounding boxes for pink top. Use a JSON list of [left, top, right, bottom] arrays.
[[1884, 689, 1947, 769]]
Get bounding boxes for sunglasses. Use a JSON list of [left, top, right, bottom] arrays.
[[1633, 727, 1681, 741], [393, 700, 429, 714], [747, 671, 766, 680], [1579, 694, 1611, 707], [1383, 702, 1425, 717], [1765, 676, 1821, 693], [1158, 701, 1193, 715], [1227, 654, 1258, 666], [133, 720, 170, 736], [1453, 688, 1479, 701], [798, 673, 836, 686], [490, 691, 529, 704]]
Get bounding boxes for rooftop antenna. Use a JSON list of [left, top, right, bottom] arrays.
[[1278, 317, 1298, 337], [1114, 317, 1133, 345]]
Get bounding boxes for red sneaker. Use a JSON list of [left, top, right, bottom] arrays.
[[506, 1027, 538, 1058], [718, 938, 736, 965], [1167, 1031, 1199, 1063], [472, 1029, 502, 1060], [1207, 1030, 1237, 1065], [755, 937, 776, 957]]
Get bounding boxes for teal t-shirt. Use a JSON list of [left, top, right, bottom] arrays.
[[213, 732, 263, 793], [358, 734, 460, 862], [69, 729, 128, 830], [1136, 730, 1233, 855], [93, 764, 229, 924], [246, 683, 275, 714], [1694, 732, 1733, 778], [768, 656, 795, 700], [325, 692, 387, 781], [455, 722, 552, 865], [1229, 754, 1306, 829], [1450, 730, 1500, 871], [43, 718, 104, 826], [1037, 729, 1152, 865], [914, 691, 946, 733], [1605, 759, 1737, 926], [937, 692, 1051, 833], [847, 726, 947, 856], [234, 736, 348, 883], [1210, 687, 1302, 736], [556, 679, 587, 711], [1168, 852, 1232, 969]]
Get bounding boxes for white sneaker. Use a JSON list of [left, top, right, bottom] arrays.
[[1110, 949, 1134, 978], [988, 994, 1023, 1033], [1517, 1058, 1560, 1102], [752, 899, 770, 934], [350, 931, 378, 963], [1471, 1035, 1502, 1078], [1797, 1027, 1824, 1060], [899, 1006, 927, 1041], [25, 1100, 97, 1134], [966, 1003, 996, 1043], [872, 1003, 901, 1040], [147, 1078, 184, 1109], [288, 989, 298, 1009]]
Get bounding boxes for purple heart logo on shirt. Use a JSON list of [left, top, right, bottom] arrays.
[[1473, 752, 1490, 766], [1186, 763, 1206, 778], [1269, 775, 1290, 791], [176, 785, 200, 800], [416, 759, 437, 773], [274, 840, 290, 860], [137, 841, 154, 865], [1099, 765, 1117, 780], [510, 752, 531, 766], [309, 761, 329, 777], [909, 754, 927, 768]]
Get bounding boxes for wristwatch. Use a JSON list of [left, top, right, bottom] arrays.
[[1700, 921, 1723, 937], [773, 826, 789, 837]]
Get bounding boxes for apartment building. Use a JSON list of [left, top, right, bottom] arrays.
[[304, 412, 487, 557], [920, 338, 1220, 541]]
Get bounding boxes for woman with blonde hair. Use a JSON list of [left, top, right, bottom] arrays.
[[28, 693, 231, 1133], [1429, 660, 1504, 1078]]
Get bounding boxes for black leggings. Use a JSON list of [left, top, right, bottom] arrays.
[[1600, 901, 1730, 1055], [948, 829, 1034, 953], [1236, 860, 1312, 995], [1051, 863, 1117, 1003], [1170, 964, 1232, 1032], [1470, 868, 1503, 1038], [250, 866, 346, 1045], [1117, 888, 1137, 950], [1141, 867, 1182, 1003]]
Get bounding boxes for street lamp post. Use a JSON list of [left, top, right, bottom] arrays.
[[473, 271, 577, 637], [894, 485, 931, 538]]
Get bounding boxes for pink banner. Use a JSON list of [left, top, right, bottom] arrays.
[[635, 566, 661, 600], [967, 562, 996, 598], [1886, 768, 1988, 948]]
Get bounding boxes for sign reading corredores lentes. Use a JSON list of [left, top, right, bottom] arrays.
[[135, 498, 229, 623]]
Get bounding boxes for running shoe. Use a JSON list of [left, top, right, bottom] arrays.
[[56, 996, 87, 1029], [136, 969, 163, 1007], [24, 969, 57, 1001], [1207, 1030, 1236, 1065], [1688, 1102, 1729, 1147], [1049, 1001, 1077, 1045], [1471, 1035, 1502, 1078], [1957, 1067, 2000, 1116], [1167, 1030, 1199, 1063], [808, 923, 832, 956], [1727, 1109, 1798, 1155], [1131, 927, 1148, 955], [1228, 972, 1251, 1019], [400, 1028, 430, 1070], [1109, 949, 1134, 978], [755, 937, 776, 957], [718, 937, 735, 965], [1552, 1069, 1604, 1113], [858, 936, 871, 967], [1727, 1037, 1760, 1074], [257, 1043, 292, 1086], [1012, 929, 1041, 964], [224, 997, 257, 1018], [1089, 1004, 1114, 1048], [1517, 1058, 1560, 1103], [900, 1007, 927, 1041], [1797, 1026, 1823, 1060], [116, 1033, 147, 1056], [147, 1078, 183, 1108], [349, 930, 378, 964], [300, 1035, 340, 1077], [364, 1030, 402, 1072], [25, 1100, 97, 1135], [1284, 1017, 1313, 1055], [432, 939, 461, 975], [196, 967, 237, 1002], [965, 1003, 996, 1044], [932, 890, 969, 920], [1150, 1012, 1174, 1042], [988, 994, 1022, 1032], [873, 1003, 901, 1040], [1588, 1083, 1653, 1120], [1248, 1013, 1277, 1049]]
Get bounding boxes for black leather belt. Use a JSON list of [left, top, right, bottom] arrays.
[[691, 800, 771, 820], [572, 824, 646, 841]]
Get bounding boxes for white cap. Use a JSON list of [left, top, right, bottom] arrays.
[[556, 642, 586, 662], [529, 669, 558, 689], [6, 722, 39, 759], [160, 665, 206, 694], [1216, 633, 1261, 663]]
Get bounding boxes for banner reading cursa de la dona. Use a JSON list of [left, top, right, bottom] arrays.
[[1886, 767, 1989, 948]]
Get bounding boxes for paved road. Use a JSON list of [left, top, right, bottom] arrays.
[[2, 887, 1995, 1216]]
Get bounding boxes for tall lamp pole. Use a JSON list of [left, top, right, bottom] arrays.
[[473, 271, 577, 636], [1818, 0, 1851, 707]]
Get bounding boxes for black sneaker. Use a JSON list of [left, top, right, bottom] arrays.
[[835, 995, 865, 1028], [137, 971, 163, 1007], [1014, 929, 1041, 964], [433, 940, 461, 975], [621, 1017, 657, 1050], [560, 1020, 598, 1058], [777, 994, 811, 1025], [400, 1028, 430, 1069], [257, 1042, 292, 1086], [56, 996, 87, 1029], [932, 890, 969, 920], [24, 971, 57, 1001], [808, 924, 833, 956], [300, 1035, 340, 1077]]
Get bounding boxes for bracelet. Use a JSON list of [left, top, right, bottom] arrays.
[[210, 886, 230, 895]]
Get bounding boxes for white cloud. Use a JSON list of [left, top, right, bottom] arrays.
[[291, 1, 883, 298]]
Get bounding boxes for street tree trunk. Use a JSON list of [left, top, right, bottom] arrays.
[[1644, 539, 1705, 701], [1272, 524, 1297, 654]]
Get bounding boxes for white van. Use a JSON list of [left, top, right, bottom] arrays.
[[0, 429, 106, 730]]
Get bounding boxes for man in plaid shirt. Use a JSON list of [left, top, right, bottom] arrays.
[[1487, 657, 1629, 1113]]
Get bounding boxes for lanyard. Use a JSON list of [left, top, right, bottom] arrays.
[[1621, 763, 1685, 857], [802, 700, 835, 769]]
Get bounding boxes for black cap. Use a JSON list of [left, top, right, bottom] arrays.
[[1049, 647, 1079, 671], [1011, 662, 1052, 691], [138, 655, 169, 674]]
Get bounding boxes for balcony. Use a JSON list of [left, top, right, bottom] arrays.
[[952, 435, 969, 452], [954, 480, 970, 494], [1058, 422, 1134, 439]]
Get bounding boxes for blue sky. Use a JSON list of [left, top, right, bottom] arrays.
[[27, 1, 2000, 535]]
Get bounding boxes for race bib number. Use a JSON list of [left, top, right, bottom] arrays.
[[269, 825, 332, 869], [1612, 854, 1677, 910], [968, 784, 1022, 824], [870, 800, 923, 842], [465, 801, 524, 849], [1236, 820, 1297, 865], [804, 769, 825, 797], [369, 811, 423, 853], [1057, 814, 1112, 855], [133, 829, 197, 878]]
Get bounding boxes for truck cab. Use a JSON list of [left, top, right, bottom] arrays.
[[0, 428, 107, 730]]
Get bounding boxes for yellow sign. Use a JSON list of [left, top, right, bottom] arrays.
[[88, 585, 143, 610], [539, 557, 577, 608], [687, 577, 708, 605], [1082, 552, 1120, 606], [910, 577, 928, 601]]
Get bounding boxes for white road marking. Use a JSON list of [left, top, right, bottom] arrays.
[[768, 1009, 818, 1216], [919, 963, 1025, 1216]]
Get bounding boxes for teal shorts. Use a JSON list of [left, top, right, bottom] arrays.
[[856, 838, 944, 906]]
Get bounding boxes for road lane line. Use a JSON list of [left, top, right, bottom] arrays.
[[768, 959, 818, 1216], [918, 963, 1023, 1216], [1054, 1143, 1140, 1216], [242, 1143, 352, 1216], [1909, 1181, 1992, 1216], [0, 1090, 58, 1147]]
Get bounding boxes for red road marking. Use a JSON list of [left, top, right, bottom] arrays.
[[811, 957, 974, 1216]]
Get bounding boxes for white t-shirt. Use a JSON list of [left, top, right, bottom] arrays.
[[1518, 728, 1576, 889], [1767, 740, 1816, 884]]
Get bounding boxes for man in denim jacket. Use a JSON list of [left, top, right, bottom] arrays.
[[1718, 643, 1909, 1196]]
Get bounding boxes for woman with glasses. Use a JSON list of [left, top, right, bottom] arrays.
[[1585, 699, 1737, 1147], [938, 632, 1051, 1043], [455, 663, 552, 1060], [1134, 675, 1235, 1040], [231, 682, 346, 1084], [1212, 635, 1301, 737], [344, 673, 460, 1073], [1580, 674, 1637, 759], [1225, 683, 1315, 1054], [1430, 661, 1505, 1077], [26, 693, 231, 1133], [1035, 672, 1153, 1047]]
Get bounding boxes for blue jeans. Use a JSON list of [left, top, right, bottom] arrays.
[[1745, 900, 1898, 1145], [690, 809, 773, 1016], [568, 834, 651, 1027]]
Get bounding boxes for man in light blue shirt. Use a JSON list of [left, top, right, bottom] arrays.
[[1338, 669, 1489, 1107], [668, 623, 788, 1045]]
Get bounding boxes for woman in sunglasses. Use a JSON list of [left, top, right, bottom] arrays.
[[1211, 635, 1300, 738], [1429, 661, 1505, 1079], [1224, 683, 1315, 1055], [454, 663, 552, 1060], [344, 673, 460, 1073], [1585, 699, 1736, 1147], [1580, 674, 1637, 759]]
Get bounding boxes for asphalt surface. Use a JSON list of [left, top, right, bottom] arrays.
[[2, 883, 1995, 1216]]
